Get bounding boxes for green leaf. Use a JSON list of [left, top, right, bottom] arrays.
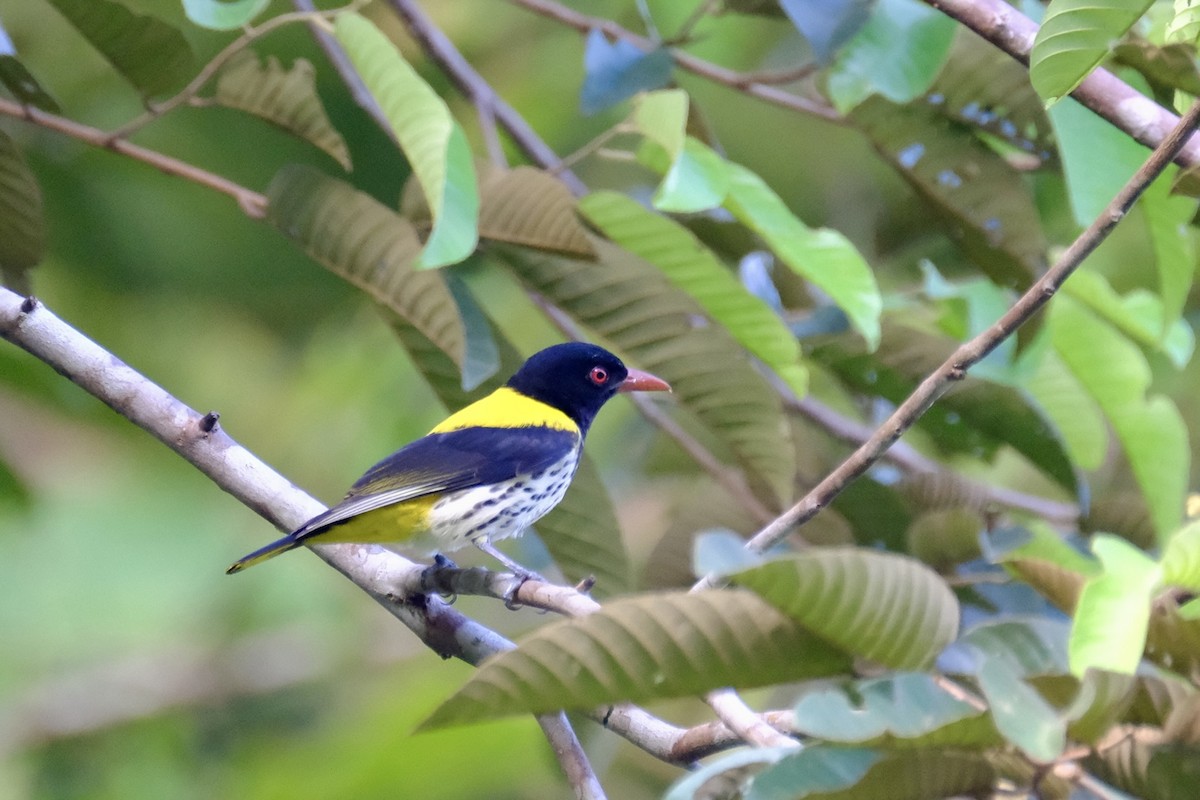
[[746, 746, 997, 800], [1113, 38, 1200, 97], [1070, 534, 1161, 676], [724, 163, 881, 349], [1063, 668, 1139, 744], [664, 748, 790, 800], [631, 92, 731, 212], [181, 0, 270, 30], [334, 12, 478, 269], [0, 129, 44, 293], [1166, 0, 1200, 44], [266, 164, 464, 364], [0, 55, 60, 113], [849, 96, 1046, 291], [385, 304, 631, 595], [214, 51, 351, 170], [779, 0, 872, 63], [1162, 520, 1200, 591], [1023, 346, 1108, 470], [1141, 170, 1196, 340], [578, 191, 807, 395], [419, 589, 851, 728], [825, 0, 955, 113], [929, 30, 1054, 156], [443, 271, 499, 391], [1051, 297, 1189, 542], [1088, 732, 1200, 800], [1048, 97, 1149, 226], [475, 165, 595, 257], [732, 550, 960, 669], [905, 508, 984, 570], [498, 242, 796, 508], [1062, 269, 1194, 367], [792, 673, 1001, 748], [46, 0, 193, 97], [1030, 0, 1154, 105]]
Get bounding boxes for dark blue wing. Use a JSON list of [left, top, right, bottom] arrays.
[[292, 426, 580, 537]]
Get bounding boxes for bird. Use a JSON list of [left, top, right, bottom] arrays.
[[226, 342, 670, 577]]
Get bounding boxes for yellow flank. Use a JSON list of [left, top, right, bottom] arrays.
[[430, 387, 577, 434], [308, 494, 439, 544]]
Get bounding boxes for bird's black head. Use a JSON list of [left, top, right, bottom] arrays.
[[507, 343, 668, 433]]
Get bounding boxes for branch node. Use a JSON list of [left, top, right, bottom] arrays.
[[18, 295, 38, 314], [199, 410, 221, 433], [574, 575, 596, 594]]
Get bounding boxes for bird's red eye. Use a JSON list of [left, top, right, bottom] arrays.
[[589, 366, 609, 385]]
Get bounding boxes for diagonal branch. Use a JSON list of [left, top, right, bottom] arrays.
[[714, 100, 1200, 575]]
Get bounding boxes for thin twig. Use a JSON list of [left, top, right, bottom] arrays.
[[0, 97, 267, 217], [506, 0, 842, 123], [716, 100, 1200, 573], [924, 0, 1200, 169], [384, 0, 588, 195], [107, 8, 343, 141]]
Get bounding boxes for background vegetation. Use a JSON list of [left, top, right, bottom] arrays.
[[3, 0, 1200, 798]]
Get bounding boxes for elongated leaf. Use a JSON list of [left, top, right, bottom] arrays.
[[266, 164, 464, 364], [792, 673, 1002, 748], [182, 0, 270, 30], [1048, 96, 1148, 226], [929, 30, 1053, 157], [850, 96, 1047, 290], [420, 589, 851, 728], [475, 165, 594, 257], [0, 129, 44, 293], [1140, 172, 1196, 340], [386, 306, 630, 594], [747, 746, 997, 800], [1063, 269, 1194, 367], [825, 0, 955, 113], [498, 242, 796, 508], [732, 550, 959, 669], [725, 163, 882, 349], [579, 191, 807, 395], [1030, 0, 1154, 105], [334, 12, 478, 268], [1070, 536, 1161, 676], [46, 0, 192, 97], [1023, 346, 1108, 470], [0, 53, 60, 113], [632, 91, 731, 212], [1051, 297, 1188, 542], [214, 51, 350, 170]]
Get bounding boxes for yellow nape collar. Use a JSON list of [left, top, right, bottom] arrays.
[[430, 387, 578, 434]]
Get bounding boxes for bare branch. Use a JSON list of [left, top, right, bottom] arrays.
[[925, 0, 1200, 169], [724, 100, 1200, 566]]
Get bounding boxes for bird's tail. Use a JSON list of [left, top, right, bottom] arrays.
[[225, 534, 301, 574]]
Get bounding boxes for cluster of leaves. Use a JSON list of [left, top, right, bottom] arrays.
[[5, 0, 1200, 798]]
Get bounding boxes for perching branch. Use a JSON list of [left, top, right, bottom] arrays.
[[722, 99, 1200, 570]]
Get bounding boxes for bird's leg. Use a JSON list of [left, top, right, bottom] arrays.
[[474, 540, 545, 607]]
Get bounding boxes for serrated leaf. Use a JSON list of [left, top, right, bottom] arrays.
[[383, 290, 630, 596], [475, 165, 594, 257], [266, 164, 464, 364], [1070, 535, 1161, 676], [850, 95, 1046, 290], [420, 589, 851, 728], [497, 242, 796, 508], [725, 163, 881, 349], [214, 51, 351, 170], [780, 0, 873, 64], [181, 0, 270, 30], [1030, 0, 1154, 105], [746, 746, 997, 800], [1051, 297, 1189, 542], [825, 0, 955, 113], [579, 29, 672, 115], [792, 673, 1001, 749], [46, 0, 192, 97], [929, 30, 1054, 156], [334, 12, 478, 268], [0, 128, 44, 293], [732, 550, 960, 669], [579, 191, 807, 395]]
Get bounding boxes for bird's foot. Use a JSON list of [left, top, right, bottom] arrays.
[[420, 553, 460, 602]]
